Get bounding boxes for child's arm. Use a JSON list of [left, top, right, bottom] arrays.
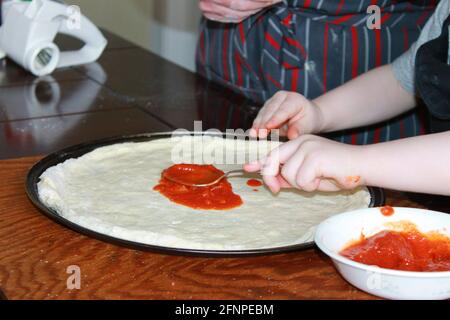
[[314, 64, 416, 133], [251, 65, 416, 138], [245, 132, 450, 196], [360, 131, 450, 195]]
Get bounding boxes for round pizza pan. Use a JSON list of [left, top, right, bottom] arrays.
[[0, 289, 7, 300], [26, 131, 385, 257]]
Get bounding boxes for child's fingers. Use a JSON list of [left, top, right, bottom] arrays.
[[252, 92, 284, 131], [249, 128, 258, 138], [252, 92, 287, 138], [279, 150, 305, 188], [259, 92, 288, 128], [258, 129, 271, 139], [248, 128, 270, 139], [316, 179, 342, 192], [287, 124, 301, 140], [247, 166, 291, 194], [295, 157, 350, 193], [262, 175, 281, 193], [263, 174, 293, 193], [252, 96, 275, 130], [295, 157, 320, 192], [265, 100, 304, 130], [279, 124, 289, 137], [243, 161, 262, 172], [260, 138, 304, 177], [276, 175, 292, 188], [246, 136, 310, 193], [259, 152, 284, 193]]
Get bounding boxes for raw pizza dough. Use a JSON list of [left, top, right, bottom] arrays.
[[38, 136, 371, 251]]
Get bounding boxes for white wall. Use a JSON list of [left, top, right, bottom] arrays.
[[69, 0, 201, 71]]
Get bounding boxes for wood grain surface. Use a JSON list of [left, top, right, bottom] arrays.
[[0, 157, 427, 300]]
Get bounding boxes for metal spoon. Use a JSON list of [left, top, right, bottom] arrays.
[[163, 169, 245, 187]]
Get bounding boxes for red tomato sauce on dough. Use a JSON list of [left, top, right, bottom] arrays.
[[247, 179, 263, 188], [153, 164, 243, 210], [340, 227, 450, 272]]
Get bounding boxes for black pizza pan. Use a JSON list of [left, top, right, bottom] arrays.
[[0, 289, 7, 300], [26, 131, 385, 257]]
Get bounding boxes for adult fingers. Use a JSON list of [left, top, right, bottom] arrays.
[[203, 12, 241, 22], [200, 1, 259, 21], [216, 0, 275, 11]]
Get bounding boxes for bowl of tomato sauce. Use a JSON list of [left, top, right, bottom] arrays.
[[314, 207, 450, 300]]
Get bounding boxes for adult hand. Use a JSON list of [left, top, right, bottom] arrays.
[[199, 0, 282, 23]]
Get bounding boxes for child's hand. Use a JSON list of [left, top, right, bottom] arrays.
[[244, 135, 366, 193], [199, 0, 281, 23], [250, 91, 325, 140]]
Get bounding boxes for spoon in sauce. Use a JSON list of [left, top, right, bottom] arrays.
[[162, 164, 244, 187]]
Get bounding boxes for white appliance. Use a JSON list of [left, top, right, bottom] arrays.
[[0, 0, 107, 76]]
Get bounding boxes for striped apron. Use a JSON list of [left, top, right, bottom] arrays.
[[196, 0, 438, 144]]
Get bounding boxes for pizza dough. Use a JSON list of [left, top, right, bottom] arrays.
[[37, 136, 371, 251]]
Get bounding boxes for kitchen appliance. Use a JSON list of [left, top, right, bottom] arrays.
[[0, 0, 5, 59], [0, 0, 107, 76]]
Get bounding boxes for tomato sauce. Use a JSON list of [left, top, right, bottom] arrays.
[[247, 179, 263, 188], [154, 164, 243, 210], [380, 206, 395, 216], [345, 175, 361, 184], [340, 227, 450, 272], [162, 163, 224, 186]]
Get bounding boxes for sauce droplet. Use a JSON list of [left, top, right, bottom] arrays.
[[247, 179, 263, 188], [380, 205, 395, 216], [345, 175, 361, 185]]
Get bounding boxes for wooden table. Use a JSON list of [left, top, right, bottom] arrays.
[[0, 31, 448, 300], [0, 155, 436, 300]]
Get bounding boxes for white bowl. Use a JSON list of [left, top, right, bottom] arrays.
[[314, 207, 450, 300]]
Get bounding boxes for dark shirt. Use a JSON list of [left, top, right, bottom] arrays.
[[416, 14, 450, 133]]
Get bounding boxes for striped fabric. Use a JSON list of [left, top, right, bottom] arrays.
[[196, 0, 438, 144]]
